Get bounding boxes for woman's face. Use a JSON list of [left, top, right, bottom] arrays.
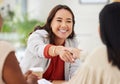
[[51, 9, 73, 40]]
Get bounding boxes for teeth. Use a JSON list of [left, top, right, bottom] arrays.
[[59, 29, 67, 33]]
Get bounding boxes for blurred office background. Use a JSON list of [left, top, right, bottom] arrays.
[[0, 0, 113, 61]]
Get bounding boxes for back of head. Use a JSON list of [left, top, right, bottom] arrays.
[[99, 2, 120, 69]]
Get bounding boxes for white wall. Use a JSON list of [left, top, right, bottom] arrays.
[[27, 0, 108, 54]]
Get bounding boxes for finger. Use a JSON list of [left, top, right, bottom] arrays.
[[61, 54, 69, 62], [24, 70, 32, 79], [64, 50, 75, 63], [72, 49, 81, 58], [66, 55, 75, 63], [25, 70, 32, 75], [59, 50, 70, 62], [67, 52, 75, 62], [59, 50, 74, 63]]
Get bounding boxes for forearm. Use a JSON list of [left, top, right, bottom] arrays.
[[48, 45, 80, 63], [48, 45, 64, 56]]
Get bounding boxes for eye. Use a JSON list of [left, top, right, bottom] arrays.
[[66, 20, 72, 23], [57, 19, 62, 22]]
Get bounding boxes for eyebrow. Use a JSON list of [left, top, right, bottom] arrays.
[[56, 17, 72, 20]]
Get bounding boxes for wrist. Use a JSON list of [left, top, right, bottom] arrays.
[[55, 46, 64, 55], [49, 46, 57, 56], [52, 46, 57, 56]]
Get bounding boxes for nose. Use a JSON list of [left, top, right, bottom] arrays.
[[61, 21, 67, 28]]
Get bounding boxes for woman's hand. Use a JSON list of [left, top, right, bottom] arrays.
[[55, 46, 80, 63], [24, 70, 39, 84], [67, 48, 80, 59]]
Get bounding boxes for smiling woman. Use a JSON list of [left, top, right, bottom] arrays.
[[20, 4, 81, 81]]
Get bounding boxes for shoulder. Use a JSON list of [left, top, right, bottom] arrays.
[[0, 41, 15, 52], [32, 29, 48, 36], [0, 40, 12, 46], [0, 41, 15, 59], [84, 45, 108, 67], [68, 46, 120, 84], [28, 30, 48, 40]]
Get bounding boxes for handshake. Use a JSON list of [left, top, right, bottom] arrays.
[[50, 46, 81, 63]]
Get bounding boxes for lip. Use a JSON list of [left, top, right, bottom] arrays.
[[59, 29, 68, 33]]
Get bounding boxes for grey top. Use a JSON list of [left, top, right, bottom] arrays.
[[20, 30, 81, 80]]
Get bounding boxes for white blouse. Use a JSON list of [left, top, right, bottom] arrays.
[[66, 45, 120, 84]]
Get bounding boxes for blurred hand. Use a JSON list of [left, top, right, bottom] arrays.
[[24, 70, 39, 84]]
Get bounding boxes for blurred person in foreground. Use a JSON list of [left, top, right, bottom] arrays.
[[0, 14, 39, 84], [65, 2, 120, 84]]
